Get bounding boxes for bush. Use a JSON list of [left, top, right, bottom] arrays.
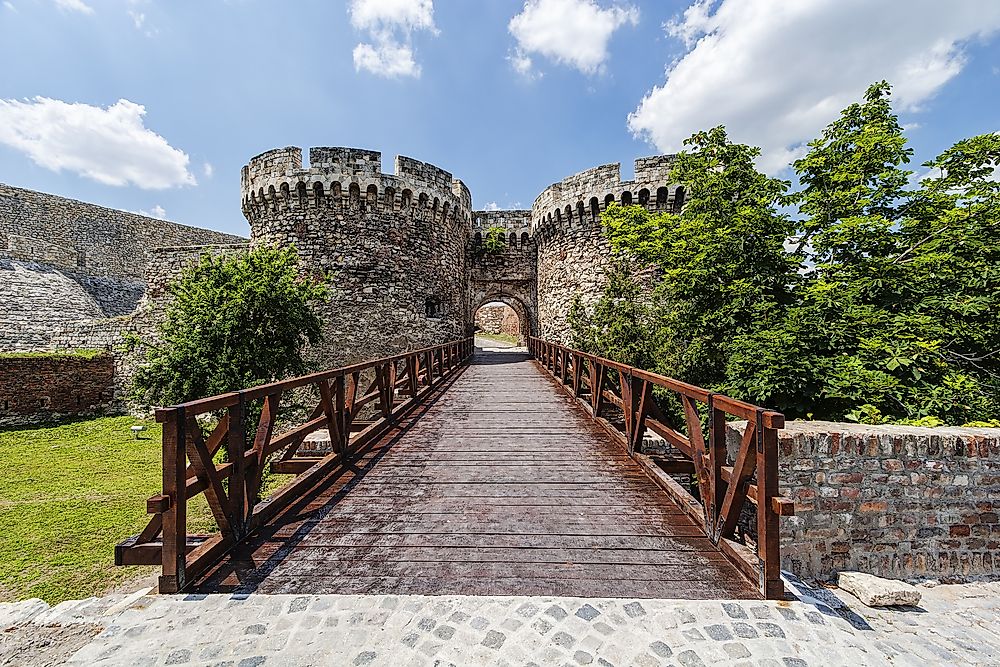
[[131, 245, 328, 407]]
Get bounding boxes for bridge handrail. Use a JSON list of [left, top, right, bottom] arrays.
[[116, 337, 475, 594], [527, 336, 792, 600]]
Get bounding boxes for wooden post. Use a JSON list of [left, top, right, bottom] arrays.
[[228, 397, 247, 537], [158, 407, 187, 593], [628, 376, 650, 455], [708, 394, 727, 533], [407, 355, 419, 397], [757, 418, 783, 599]]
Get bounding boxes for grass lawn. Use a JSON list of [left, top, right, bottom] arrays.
[[475, 332, 519, 345], [0, 416, 217, 604]]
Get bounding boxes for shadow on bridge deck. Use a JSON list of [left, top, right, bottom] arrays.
[[192, 346, 760, 599]]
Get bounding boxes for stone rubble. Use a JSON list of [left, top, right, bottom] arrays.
[[837, 572, 922, 608]]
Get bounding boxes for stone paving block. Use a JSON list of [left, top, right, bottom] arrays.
[[35, 588, 998, 666]]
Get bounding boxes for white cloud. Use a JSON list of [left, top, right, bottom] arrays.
[[0, 97, 196, 189], [3, 2, 17, 12], [54, 0, 93, 14], [203, 162, 214, 178], [139, 204, 167, 220], [506, 50, 540, 80], [348, 0, 437, 78], [128, 9, 144, 28], [482, 200, 524, 210], [508, 0, 638, 76], [353, 42, 420, 78], [629, 0, 1000, 174]]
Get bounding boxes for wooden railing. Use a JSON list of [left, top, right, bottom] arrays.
[[116, 337, 474, 593], [528, 337, 793, 599]]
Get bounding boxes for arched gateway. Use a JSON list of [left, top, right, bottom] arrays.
[[240, 146, 683, 363], [115, 146, 794, 604]]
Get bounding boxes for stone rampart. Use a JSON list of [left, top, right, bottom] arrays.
[[727, 421, 1000, 582], [0, 353, 115, 425], [241, 146, 472, 224], [475, 305, 520, 338], [473, 210, 532, 236], [468, 211, 536, 340], [0, 183, 244, 280], [531, 156, 679, 342]]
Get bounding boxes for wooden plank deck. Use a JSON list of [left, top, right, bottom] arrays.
[[193, 348, 760, 599]]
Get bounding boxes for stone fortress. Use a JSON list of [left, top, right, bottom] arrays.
[[0, 146, 683, 416], [5, 150, 1000, 587]]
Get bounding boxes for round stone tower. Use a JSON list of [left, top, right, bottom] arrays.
[[241, 146, 472, 367], [530, 156, 682, 341]]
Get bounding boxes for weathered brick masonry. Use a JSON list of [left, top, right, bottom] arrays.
[[729, 421, 1000, 581], [0, 354, 115, 425]]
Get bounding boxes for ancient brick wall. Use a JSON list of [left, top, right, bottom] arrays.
[[0, 353, 115, 425], [531, 156, 680, 342], [728, 421, 1000, 581], [242, 147, 470, 369]]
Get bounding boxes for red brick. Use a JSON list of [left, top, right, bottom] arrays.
[[829, 472, 864, 484], [860, 501, 888, 513]]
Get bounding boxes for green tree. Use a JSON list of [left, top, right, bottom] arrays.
[[572, 82, 1000, 425], [588, 126, 797, 389], [482, 226, 508, 254], [727, 83, 1000, 423], [131, 245, 329, 407], [567, 259, 661, 370]]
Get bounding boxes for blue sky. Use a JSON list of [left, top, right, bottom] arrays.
[[1, 0, 998, 237]]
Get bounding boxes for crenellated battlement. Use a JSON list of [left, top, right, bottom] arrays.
[[530, 155, 683, 241], [472, 210, 532, 233], [470, 210, 534, 251], [240, 146, 472, 227]]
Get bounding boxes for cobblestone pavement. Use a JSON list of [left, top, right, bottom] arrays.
[[3, 580, 999, 666]]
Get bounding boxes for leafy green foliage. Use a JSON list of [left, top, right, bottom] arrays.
[[576, 126, 797, 390], [131, 245, 328, 407], [482, 226, 508, 255], [571, 82, 1000, 425]]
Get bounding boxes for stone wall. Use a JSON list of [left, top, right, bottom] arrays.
[[0, 183, 245, 353], [468, 209, 536, 339], [475, 304, 520, 337], [531, 156, 679, 342], [48, 244, 250, 408], [242, 147, 469, 369], [728, 421, 1000, 582], [0, 353, 115, 425], [0, 183, 245, 280]]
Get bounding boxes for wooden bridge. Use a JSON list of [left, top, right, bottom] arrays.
[[117, 338, 793, 600]]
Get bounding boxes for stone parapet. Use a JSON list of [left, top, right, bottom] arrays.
[[241, 147, 472, 226], [0, 183, 245, 280], [727, 420, 1000, 582]]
